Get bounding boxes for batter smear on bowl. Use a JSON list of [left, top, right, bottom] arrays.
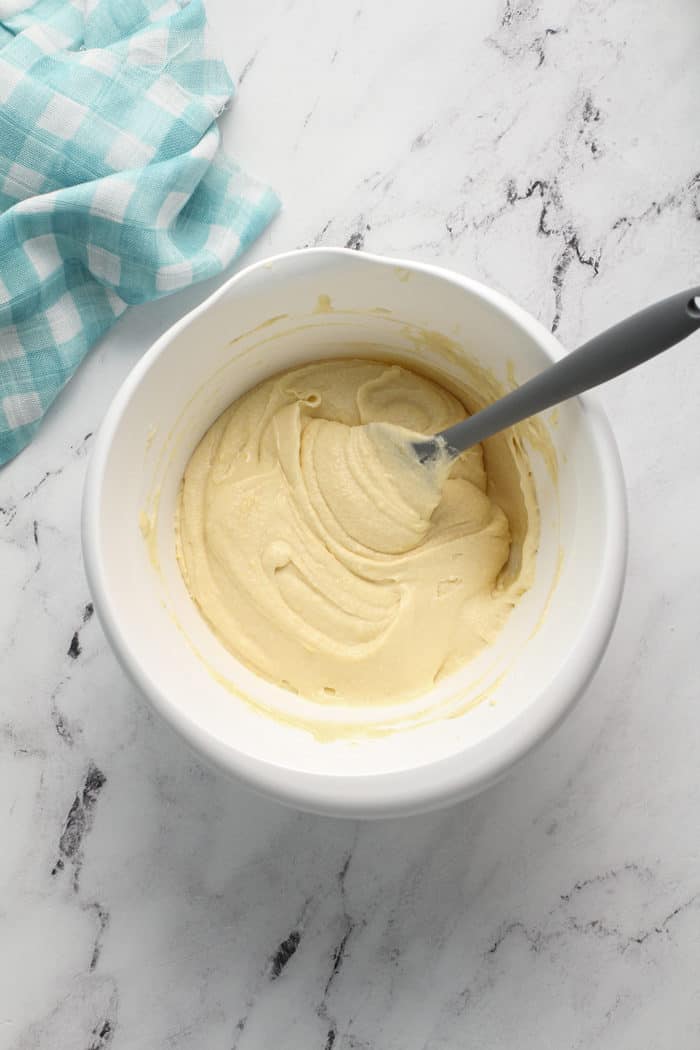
[[175, 359, 538, 703]]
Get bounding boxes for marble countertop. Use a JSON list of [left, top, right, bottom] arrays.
[[3, 0, 700, 1046]]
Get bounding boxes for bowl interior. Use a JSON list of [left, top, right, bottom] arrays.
[[85, 249, 624, 811]]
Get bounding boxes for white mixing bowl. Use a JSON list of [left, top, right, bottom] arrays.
[[82, 248, 627, 817]]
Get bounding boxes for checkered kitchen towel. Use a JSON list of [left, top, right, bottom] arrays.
[[0, 0, 279, 464]]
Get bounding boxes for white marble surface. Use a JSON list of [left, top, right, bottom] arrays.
[[3, 0, 700, 1046]]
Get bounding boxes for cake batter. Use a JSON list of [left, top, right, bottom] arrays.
[[175, 359, 537, 704]]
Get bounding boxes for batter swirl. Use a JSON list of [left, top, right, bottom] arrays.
[[176, 359, 537, 704]]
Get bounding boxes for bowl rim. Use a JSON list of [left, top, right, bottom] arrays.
[[82, 246, 628, 818]]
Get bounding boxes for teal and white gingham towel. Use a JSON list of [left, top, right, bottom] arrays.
[[0, 0, 279, 464]]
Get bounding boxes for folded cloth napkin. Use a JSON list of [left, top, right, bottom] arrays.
[[0, 0, 279, 465]]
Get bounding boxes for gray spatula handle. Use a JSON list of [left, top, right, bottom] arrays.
[[437, 286, 700, 455]]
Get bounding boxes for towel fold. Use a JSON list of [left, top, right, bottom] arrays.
[[0, 0, 279, 464]]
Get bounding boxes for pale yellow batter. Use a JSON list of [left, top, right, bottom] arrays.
[[176, 359, 538, 704]]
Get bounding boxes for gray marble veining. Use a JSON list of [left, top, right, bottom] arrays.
[[2, 0, 700, 1046]]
